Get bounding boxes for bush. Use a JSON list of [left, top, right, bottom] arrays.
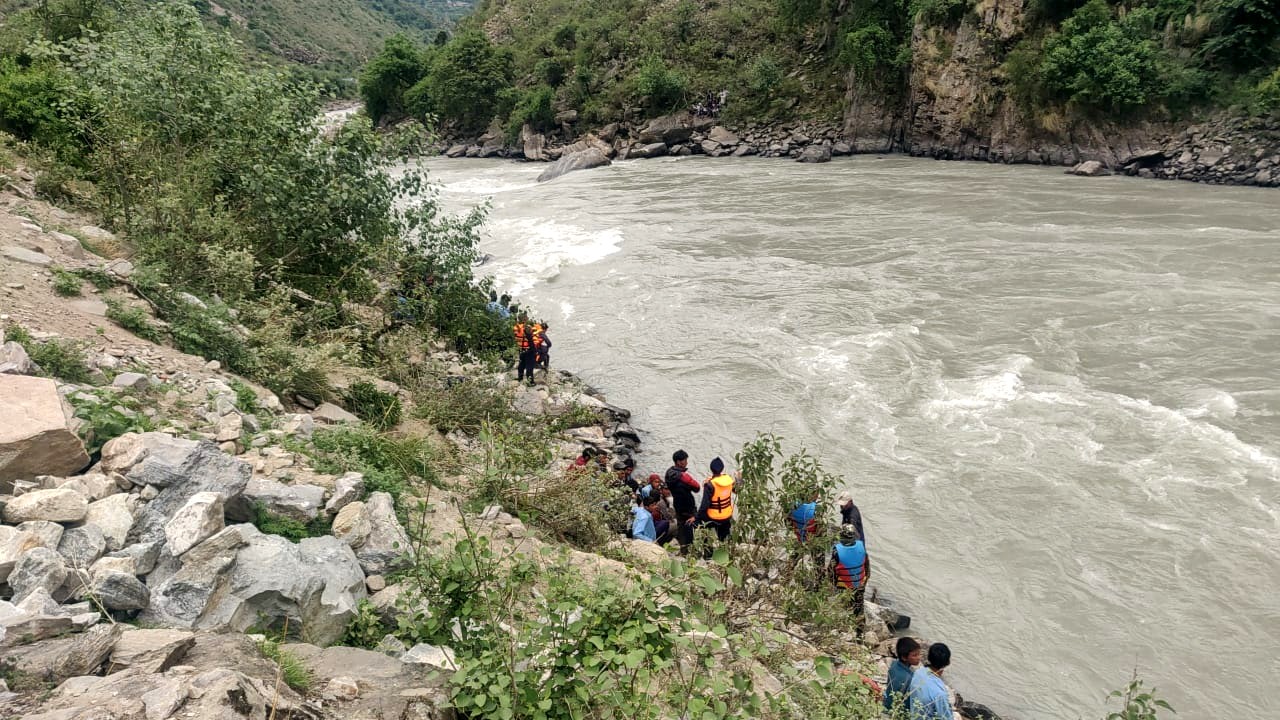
[[250, 502, 332, 542], [410, 31, 514, 130], [104, 298, 165, 343], [1253, 66, 1280, 114], [359, 34, 429, 123], [0, 58, 81, 163], [308, 426, 438, 498], [911, 0, 971, 26], [632, 55, 686, 115], [256, 638, 312, 692], [344, 381, 402, 430], [414, 378, 515, 435], [51, 267, 82, 296], [342, 599, 390, 648], [9, 329, 93, 384], [68, 391, 156, 454], [504, 84, 556, 140]]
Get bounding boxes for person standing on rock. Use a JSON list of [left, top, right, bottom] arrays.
[[837, 491, 866, 546], [830, 524, 870, 617], [536, 321, 552, 373], [665, 450, 702, 554], [514, 314, 536, 384], [696, 457, 737, 542], [906, 643, 953, 720], [789, 491, 820, 542]]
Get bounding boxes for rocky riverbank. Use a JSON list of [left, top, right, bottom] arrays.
[[427, 110, 1280, 188]]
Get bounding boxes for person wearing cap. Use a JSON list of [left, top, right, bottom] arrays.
[[830, 523, 870, 617], [613, 457, 639, 491], [906, 643, 953, 720], [665, 450, 702, 554], [696, 457, 737, 541], [836, 491, 866, 546]]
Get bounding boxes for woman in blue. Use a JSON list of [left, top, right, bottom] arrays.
[[830, 524, 869, 617]]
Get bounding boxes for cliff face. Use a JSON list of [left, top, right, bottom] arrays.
[[845, 0, 1280, 185]]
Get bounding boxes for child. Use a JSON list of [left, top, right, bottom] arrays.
[[884, 636, 922, 713]]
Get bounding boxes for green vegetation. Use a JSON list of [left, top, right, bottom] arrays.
[[307, 426, 439, 497], [104, 299, 164, 343], [51, 267, 81, 296], [5, 323, 93, 383], [255, 637, 312, 692], [343, 380, 403, 430], [249, 502, 332, 542], [1106, 674, 1175, 719], [68, 390, 156, 454]]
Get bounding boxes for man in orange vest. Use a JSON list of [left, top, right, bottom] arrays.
[[513, 314, 536, 384], [696, 457, 736, 541]]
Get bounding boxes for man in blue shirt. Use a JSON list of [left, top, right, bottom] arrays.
[[906, 643, 953, 720], [631, 500, 657, 542], [884, 636, 922, 713]]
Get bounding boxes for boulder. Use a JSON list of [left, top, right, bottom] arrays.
[[106, 540, 160, 576], [3, 487, 89, 524], [555, 109, 579, 124], [215, 411, 243, 442], [1, 245, 53, 266], [0, 340, 39, 375], [99, 433, 249, 544], [617, 538, 670, 566], [164, 491, 225, 557], [16, 520, 64, 550], [325, 472, 364, 515], [111, 371, 150, 390], [0, 526, 42, 581], [520, 124, 547, 161], [797, 145, 832, 163], [239, 478, 326, 521], [141, 525, 365, 645], [84, 493, 138, 551], [331, 492, 411, 576], [537, 147, 612, 183], [9, 547, 69, 603], [57, 473, 118, 502], [700, 139, 720, 155], [312, 402, 360, 425], [402, 643, 457, 671], [57, 524, 107, 568], [0, 375, 91, 491], [2, 623, 122, 681], [629, 142, 668, 159], [108, 628, 196, 673], [1069, 160, 1110, 176], [141, 678, 189, 720], [833, 141, 853, 155], [91, 570, 151, 611], [444, 144, 468, 158], [637, 112, 700, 145], [597, 122, 620, 143], [708, 126, 740, 146]]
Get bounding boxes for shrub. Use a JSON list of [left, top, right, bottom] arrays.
[[68, 391, 156, 454], [342, 599, 390, 649], [1105, 674, 1175, 720], [51, 267, 82, 296], [504, 84, 556, 140], [414, 378, 515, 435], [256, 638, 312, 692], [344, 381, 402, 430], [229, 378, 259, 413], [1253, 66, 1280, 114], [308, 426, 438, 498], [74, 266, 115, 289], [249, 502, 331, 542], [412, 31, 514, 130], [0, 58, 81, 163], [105, 298, 165, 343], [9, 329, 93, 384], [359, 34, 429, 123], [911, 0, 971, 26], [632, 55, 686, 115]]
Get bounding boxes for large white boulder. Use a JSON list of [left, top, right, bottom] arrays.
[[164, 491, 225, 557], [83, 493, 138, 551], [0, 376, 90, 491], [2, 488, 89, 524], [331, 492, 411, 576]]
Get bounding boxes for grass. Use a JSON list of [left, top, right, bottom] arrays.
[[249, 502, 332, 542], [104, 298, 165, 343], [304, 426, 439, 498], [51, 267, 82, 296], [255, 637, 312, 693], [229, 378, 259, 413], [415, 377, 517, 434], [73, 266, 116, 290], [5, 323, 94, 384], [343, 381, 402, 431]]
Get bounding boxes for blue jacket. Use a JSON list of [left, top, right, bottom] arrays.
[[906, 667, 950, 720], [631, 506, 656, 542], [884, 659, 914, 712], [789, 502, 817, 541], [831, 540, 868, 590]]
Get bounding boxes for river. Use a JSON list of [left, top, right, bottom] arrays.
[[422, 155, 1280, 719]]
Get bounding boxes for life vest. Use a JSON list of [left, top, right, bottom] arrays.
[[833, 541, 868, 590], [530, 324, 544, 360], [790, 502, 818, 542], [706, 473, 734, 521], [514, 322, 531, 350]]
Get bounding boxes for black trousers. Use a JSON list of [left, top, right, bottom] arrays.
[[517, 350, 536, 381], [675, 512, 696, 553], [707, 518, 731, 541]]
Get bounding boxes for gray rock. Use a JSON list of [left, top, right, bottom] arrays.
[[1, 245, 53, 266], [797, 144, 832, 163], [629, 142, 668, 159], [112, 372, 150, 390], [833, 141, 853, 155], [444, 144, 468, 158], [84, 493, 138, 551], [0, 340, 39, 375], [58, 525, 107, 568], [520, 124, 547, 161], [109, 627, 196, 672], [105, 258, 135, 278], [376, 634, 408, 658], [56, 473, 118, 502], [164, 491, 225, 557], [10, 547, 69, 603], [2, 623, 121, 681], [331, 492, 411, 576], [325, 472, 364, 515], [281, 413, 315, 437], [141, 678, 188, 720], [3, 488, 88, 524], [16, 520, 64, 550], [0, 526, 42, 582], [1069, 160, 1110, 176], [402, 643, 457, 671], [708, 126, 740, 146], [700, 139, 720, 155], [240, 478, 326, 522], [637, 112, 701, 145], [0, 376, 91, 491], [513, 385, 545, 415], [537, 148, 612, 183], [108, 540, 161, 576], [312, 402, 360, 425], [91, 570, 150, 611]]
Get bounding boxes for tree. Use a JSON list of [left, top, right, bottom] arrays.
[[359, 34, 428, 123], [415, 31, 513, 130]]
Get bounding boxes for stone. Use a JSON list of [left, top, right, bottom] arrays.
[[1, 245, 53, 266], [402, 643, 457, 671], [833, 141, 853, 155], [629, 142, 668, 159], [597, 122, 620, 143], [99, 433, 249, 544], [520, 124, 547, 161], [366, 574, 387, 592], [282, 413, 316, 438], [444, 144, 468, 158], [141, 678, 188, 720], [141, 526, 365, 645], [3, 488, 88, 524], [108, 628, 196, 673], [0, 526, 42, 581], [91, 571, 150, 611], [112, 372, 150, 390], [83, 493, 137, 551], [537, 147, 612, 182], [10, 547, 69, 603], [17, 520, 64, 550], [2, 623, 121, 680], [0, 375, 91, 491], [1069, 160, 1110, 177], [164, 491, 225, 557], [376, 634, 408, 658], [0, 340, 39, 375], [239, 478, 326, 522], [325, 472, 364, 515], [57, 525, 106, 568], [57, 473, 118, 502], [513, 385, 545, 415], [700, 139, 720, 155], [797, 144, 832, 163], [312, 402, 360, 425], [109, 540, 161, 575], [90, 554, 137, 579], [331, 492, 412, 576], [708, 126, 739, 146], [214, 411, 243, 442], [106, 259, 135, 278], [326, 676, 361, 700], [618, 538, 670, 566], [637, 112, 700, 145]]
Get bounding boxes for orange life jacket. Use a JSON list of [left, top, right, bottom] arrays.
[[530, 324, 544, 358], [514, 322, 530, 350], [706, 473, 734, 521]]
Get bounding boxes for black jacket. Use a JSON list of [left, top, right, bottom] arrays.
[[665, 465, 700, 515]]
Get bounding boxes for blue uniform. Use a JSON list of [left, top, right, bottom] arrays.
[[906, 667, 951, 720], [789, 502, 817, 541], [832, 541, 868, 590], [884, 659, 915, 712], [631, 506, 656, 542]]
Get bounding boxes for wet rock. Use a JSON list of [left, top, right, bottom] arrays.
[[1069, 160, 1110, 176], [0, 376, 91, 491], [444, 144, 468, 158], [331, 492, 411, 576], [164, 491, 225, 557], [3, 488, 89, 524], [537, 147, 612, 182]]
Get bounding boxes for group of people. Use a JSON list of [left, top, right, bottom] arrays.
[[511, 313, 552, 384]]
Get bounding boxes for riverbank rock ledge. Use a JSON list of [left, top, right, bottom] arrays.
[[0, 375, 91, 490]]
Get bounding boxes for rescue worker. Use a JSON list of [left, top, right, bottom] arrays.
[[513, 314, 536, 384], [537, 321, 552, 371], [696, 457, 736, 542], [664, 450, 702, 555], [789, 491, 820, 542], [528, 320, 544, 383], [830, 524, 870, 617]]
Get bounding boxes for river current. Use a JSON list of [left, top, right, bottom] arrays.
[[423, 155, 1280, 719]]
